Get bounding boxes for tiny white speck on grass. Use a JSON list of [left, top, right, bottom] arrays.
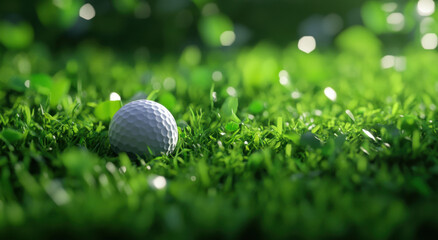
[[211, 91, 217, 102], [244, 141, 248, 145], [24, 80, 30, 88], [362, 129, 377, 142], [360, 146, 369, 155], [314, 110, 322, 116], [119, 166, 127, 174], [146, 165, 151, 170], [345, 109, 355, 121], [324, 87, 337, 101], [190, 176, 197, 181], [110, 92, 121, 101]]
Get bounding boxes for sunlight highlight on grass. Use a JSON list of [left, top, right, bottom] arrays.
[[324, 87, 337, 101]]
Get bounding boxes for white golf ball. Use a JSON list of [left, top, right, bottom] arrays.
[[108, 100, 178, 156]]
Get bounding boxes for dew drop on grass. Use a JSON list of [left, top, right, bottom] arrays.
[[345, 109, 355, 121], [360, 146, 369, 155], [211, 91, 217, 102], [110, 92, 121, 101], [362, 129, 377, 142]]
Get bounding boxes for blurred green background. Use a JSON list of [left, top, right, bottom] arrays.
[[0, 0, 368, 53]]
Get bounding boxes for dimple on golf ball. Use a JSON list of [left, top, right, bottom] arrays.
[[108, 100, 178, 156]]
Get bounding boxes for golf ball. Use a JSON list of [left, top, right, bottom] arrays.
[[108, 100, 178, 156]]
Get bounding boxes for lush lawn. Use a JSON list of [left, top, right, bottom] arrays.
[[1, 26, 438, 239]]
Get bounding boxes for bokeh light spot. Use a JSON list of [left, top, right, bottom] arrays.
[[202, 3, 220, 16], [381, 55, 395, 69], [324, 87, 337, 101], [291, 91, 301, 99], [79, 3, 96, 20], [134, 2, 151, 19], [279, 70, 290, 85], [220, 31, 236, 46], [382, 2, 398, 12], [421, 33, 438, 50], [386, 12, 404, 31], [226, 86, 237, 97], [394, 56, 406, 72], [152, 176, 167, 189], [298, 36, 316, 53], [417, 0, 435, 16], [212, 71, 223, 81], [420, 17, 434, 34], [163, 77, 176, 90]]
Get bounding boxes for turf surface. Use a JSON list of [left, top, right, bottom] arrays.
[[1, 26, 438, 239]]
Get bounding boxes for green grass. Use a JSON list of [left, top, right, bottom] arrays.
[[1, 27, 438, 239]]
